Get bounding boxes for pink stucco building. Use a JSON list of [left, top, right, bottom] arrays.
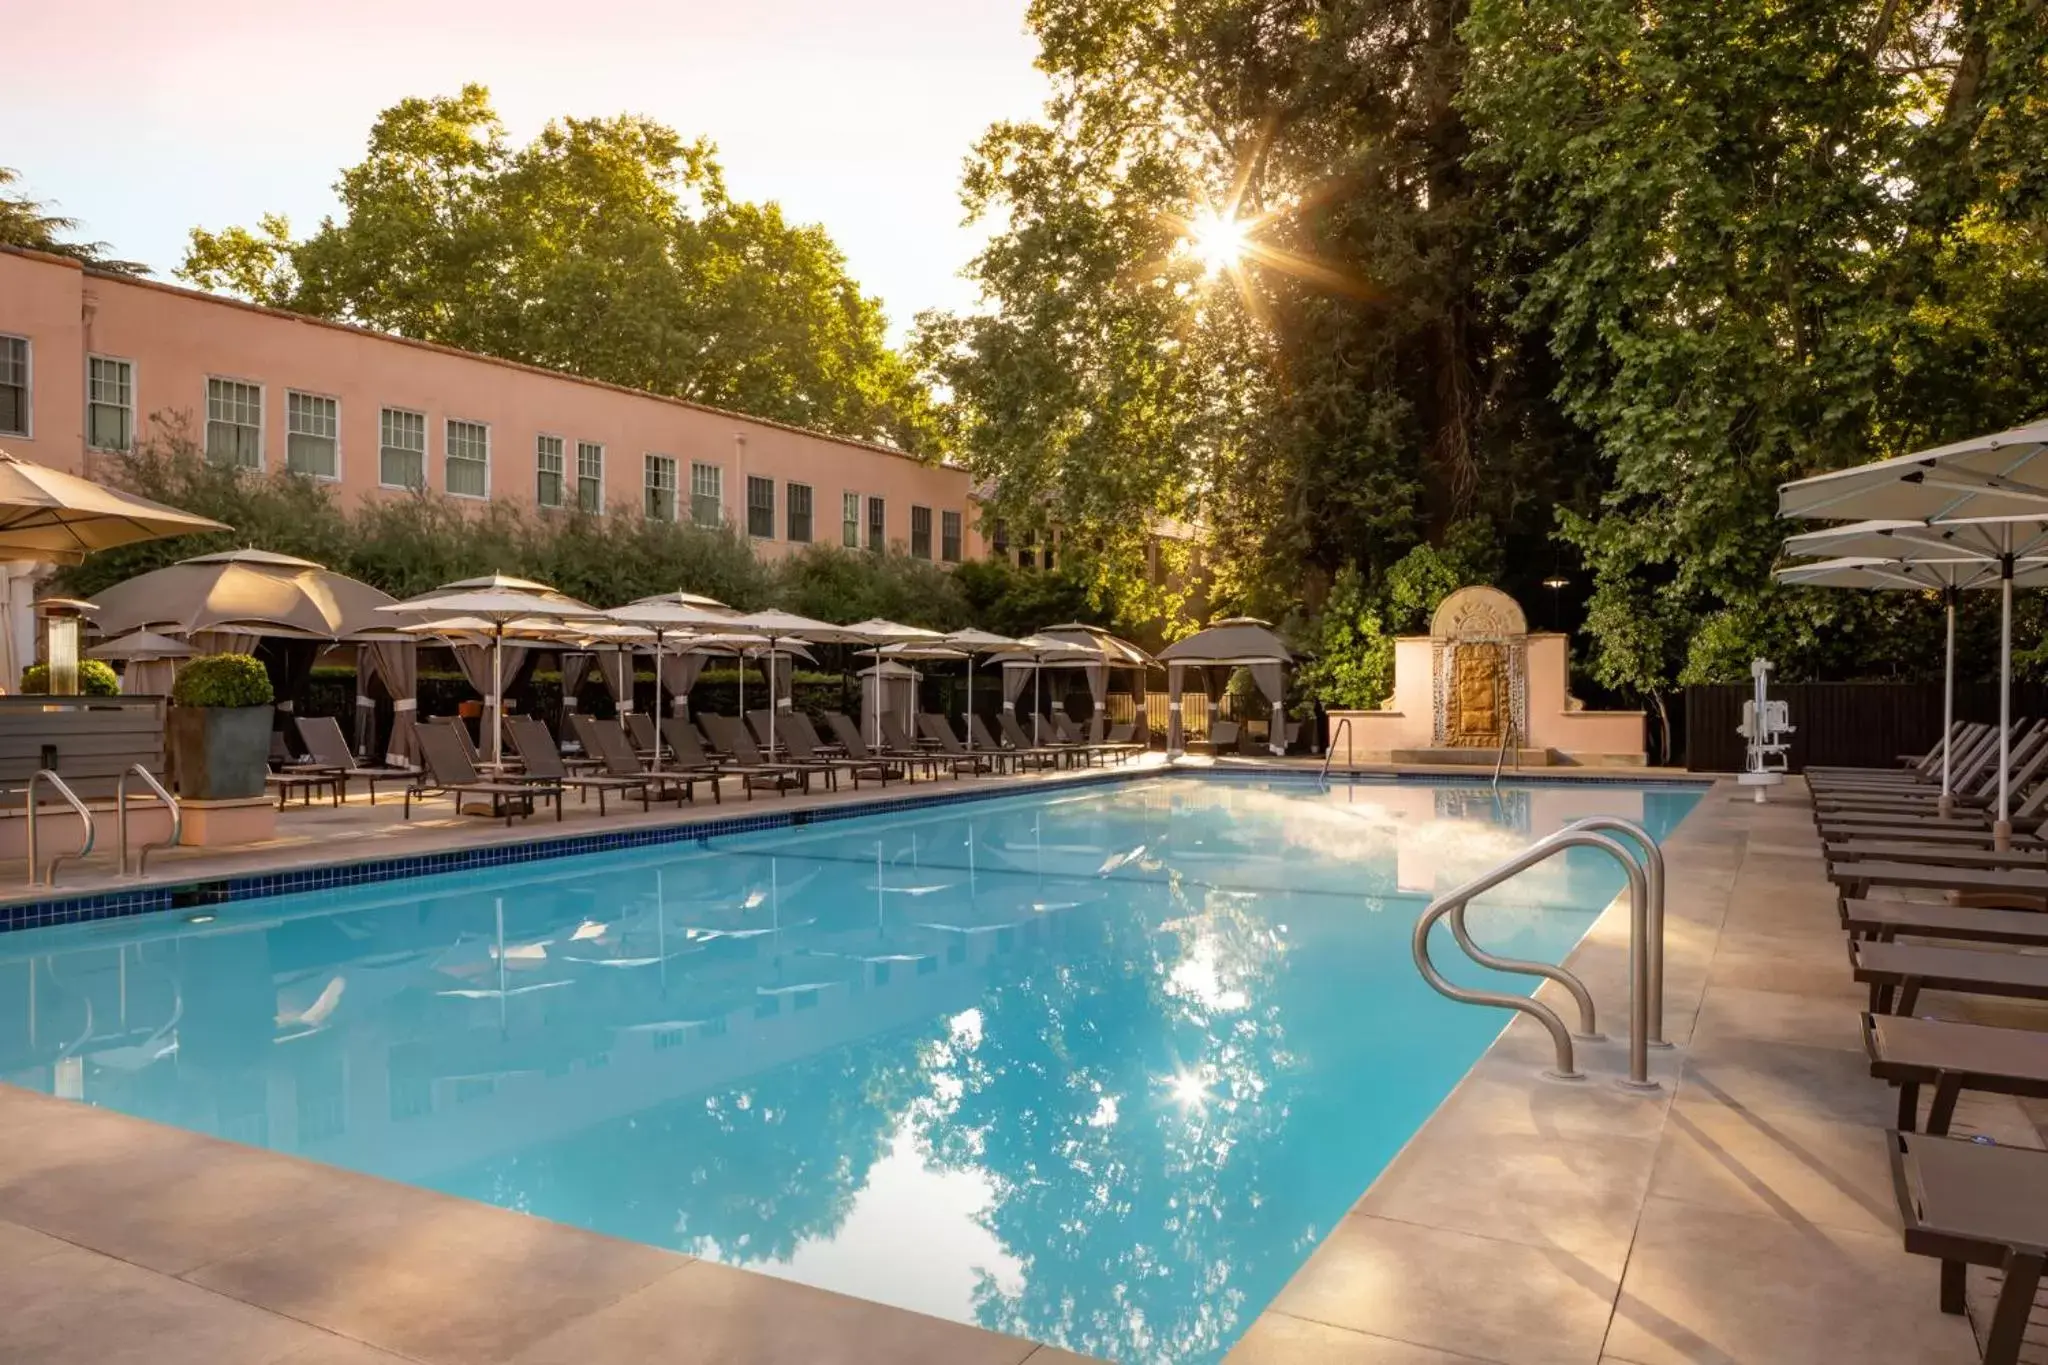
[[0, 244, 982, 564]]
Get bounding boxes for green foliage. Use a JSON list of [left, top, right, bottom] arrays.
[[180, 85, 939, 453], [951, 558, 1104, 640], [172, 655, 274, 709], [19, 660, 120, 697], [0, 167, 148, 275], [771, 545, 970, 630], [1293, 527, 1501, 709]]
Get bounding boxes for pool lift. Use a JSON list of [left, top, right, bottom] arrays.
[[1736, 657, 1793, 803]]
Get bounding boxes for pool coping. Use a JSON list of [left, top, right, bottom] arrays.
[[0, 760, 1709, 936]]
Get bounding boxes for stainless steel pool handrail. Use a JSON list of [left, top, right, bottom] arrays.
[[1492, 720, 1520, 790], [26, 770, 94, 888], [1412, 826, 1659, 1090], [1564, 815, 1668, 1047], [116, 764, 180, 878], [1320, 717, 1355, 787]]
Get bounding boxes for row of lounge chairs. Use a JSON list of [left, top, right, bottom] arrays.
[[274, 707, 1146, 825], [1804, 723, 2048, 1364]]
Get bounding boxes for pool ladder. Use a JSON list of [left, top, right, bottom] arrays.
[[1412, 815, 1669, 1090], [1318, 717, 1355, 787], [23, 765, 181, 888]]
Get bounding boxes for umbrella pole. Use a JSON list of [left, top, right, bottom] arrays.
[[1940, 586, 1956, 817], [1998, 563, 2014, 848], [650, 632, 664, 775], [965, 654, 974, 753], [769, 644, 779, 756], [1034, 658, 1042, 746], [491, 624, 505, 766]]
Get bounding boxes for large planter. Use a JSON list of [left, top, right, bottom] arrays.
[[168, 705, 273, 801]]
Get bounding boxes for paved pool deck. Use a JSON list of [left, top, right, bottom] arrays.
[[0, 768, 2019, 1363]]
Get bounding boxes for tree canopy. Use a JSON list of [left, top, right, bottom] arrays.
[[179, 85, 940, 454], [0, 167, 148, 275], [921, 0, 2048, 716]]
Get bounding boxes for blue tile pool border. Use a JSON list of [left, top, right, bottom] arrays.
[[0, 764, 1711, 934]]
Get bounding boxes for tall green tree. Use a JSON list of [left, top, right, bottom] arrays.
[[0, 167, 148, 275], [1464, 0, 2048, 711], [180, 86, 939, 453]]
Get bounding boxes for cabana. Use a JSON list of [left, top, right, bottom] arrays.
[[1157, 617, 1296, 757], [1008, 624, 1157, 741]]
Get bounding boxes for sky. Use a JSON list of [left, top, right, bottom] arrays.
[[6, 0, 1050, 341]]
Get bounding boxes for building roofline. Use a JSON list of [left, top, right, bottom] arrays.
[[0, 242, 940, 469]]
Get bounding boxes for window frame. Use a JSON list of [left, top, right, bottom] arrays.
[[645, 453, 679, 522], [786, 482, 814, 544], [576, 441, 605, 514], [283, 388, 340, 480], [535, 432, 566, 509], [841, 491, 861, 549], [941, 509, 963, 564], [378, 406, 429, 491], [689, 460, 724, 528], [0, 334, 31, 439], [746, 475, 776, 539], [909, 505, 933, 560], [85, 353, 135, 453], [866, 495, 886, 552], [204, 375, 265, 470], [444, 417, 491, 499]]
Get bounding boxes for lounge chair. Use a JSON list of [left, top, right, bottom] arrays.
[[1808, 723, 2020, 796], [507, 715, 682, 813], [826, 712, 938, 781], [1205, 720, 1241, 754], [1807, 720, 1979, 778], [1840, 897, 2048, 948], [1106, 721, 1145, 754], [781, 712, 898, 788], [625, 711, 662, 757], [1808, 723, 2005, 791], [292, 715, 416, 805], [1888, 1130, 2047, 1364], [1827, 859, 2048, 901], [699, 714, 820, 794], [568, 715, 721, 805], [972, 713, 1061, 770], [882, 714, 977, 779], [1865, 1013, 2048, 1135], [1853, 939, 2048, 1016], [1001, 712, 1079, 768], [1049, 714, 1110, 767], [405, 720, 560, 825], [919, 713, 1001, 774], [1822, 840, 2046, 872], [1811, 725, 2043, 808]]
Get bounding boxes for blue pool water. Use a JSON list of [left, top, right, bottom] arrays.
[[0, 775, 1698, 1363]]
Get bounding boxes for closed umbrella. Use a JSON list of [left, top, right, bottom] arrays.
[[380, 585, 599, 765], [1782, 429, 2048, 841], [0, 447, 229, 564]]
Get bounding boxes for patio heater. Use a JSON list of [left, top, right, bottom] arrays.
[[34, 598, 96, 696]]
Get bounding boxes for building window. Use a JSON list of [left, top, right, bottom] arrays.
[[910, 505, 933, 559], [867, 496, 886, 552], [577, 441, 604, 513], [842, 491, 861, 548], [745, 475, 775, 538], [0, 336, 26, 437], [284, 391, 338, 477], [87, 356, 133, 452], [1018, 530, 1036, 571], [690, 461, 723, 527], [445, 419, 489, 498], [786, 482, 813, 543], [941, 510, 963, 564], [536, 434, 565, 507], [646, 454, 678, 521], [379, 408, 426, 488], [992, 518, 1010, 557], [1044, 531, 1057, 572], [205, 377, 263, 468]]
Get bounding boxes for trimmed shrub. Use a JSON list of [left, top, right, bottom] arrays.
[[172, 654, 275, 708], [19, 659, 120, 696]]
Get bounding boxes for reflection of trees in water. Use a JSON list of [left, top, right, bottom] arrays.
[[915, 878, 1301, 1365], [434, 1028, 938, 1263]]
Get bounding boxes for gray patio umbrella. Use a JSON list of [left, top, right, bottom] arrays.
[[1776, 551, 2048, 811], [1157, 617, 1295, 756], [1782, 432, 2048, 841]]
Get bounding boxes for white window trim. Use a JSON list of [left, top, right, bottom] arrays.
[[444, 417, 491, 500], [646, 453, 679, 522], [378, 406, 429, 492], [283, 388, 342, 482], [205, 374, 265, 470], [535, 431, 567, 509], [689, 460, 724, 527], [786, 481, 815, 544], [0, 333, 32, 440], [576, 440, 606, 516], [842, 489, 862, 549], [85, 352, 136, 454]]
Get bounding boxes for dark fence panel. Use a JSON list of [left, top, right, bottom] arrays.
[[1682, 682, 2048, 772]]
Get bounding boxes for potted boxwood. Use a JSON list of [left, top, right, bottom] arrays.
[[19, 659, 120, 696], [168, 654, 275, 800]]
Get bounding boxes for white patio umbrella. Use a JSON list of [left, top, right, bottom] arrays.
[[722, 610, 870, 753], [941, 628, 1019, 752], [380, 584, 599, 765], [1776, 549, 2048, 812], [604, 600, 738, 768], [1782, 427, 2048, 841], [990, 634, 1099, 744]]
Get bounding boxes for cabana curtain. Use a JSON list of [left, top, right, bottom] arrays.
[[1248, 662, 1287, 756], [599, 648, 634, 714], [450, 640, 529, 762], [559, 651, 593, 713], [1002, 662, 1031, 714], [661, 653, 708, 715], [361, 638, 420, 766], [756, 653, 795, 711]]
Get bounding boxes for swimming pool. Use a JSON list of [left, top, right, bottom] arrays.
[[0, 774, 1700, 1363]]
